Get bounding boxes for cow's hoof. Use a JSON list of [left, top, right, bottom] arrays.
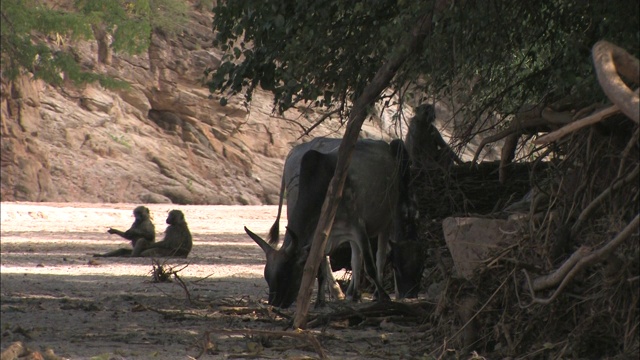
[[346, 294, 361, 302], [375, 292, 391, 302]]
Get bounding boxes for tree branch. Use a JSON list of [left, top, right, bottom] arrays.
[[296, 109, 341, 140], [570, 164, 639, 239], [592, 40, 640, 123], [523, 214, 639, 305], [534, 102, 623, 144]]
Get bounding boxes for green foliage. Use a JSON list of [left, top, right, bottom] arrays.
[[208, 0, 639, 122], [1, 0, 188, 88], [209, 0, 410, 113], [416, 0, 639, 123]]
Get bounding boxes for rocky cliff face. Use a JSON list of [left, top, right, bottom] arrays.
[[0, 4, 399, 205]]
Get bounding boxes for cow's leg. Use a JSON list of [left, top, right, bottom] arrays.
[[374, 232, 389, 300], [325, 256, 345, 300], [357, 232, 391, 302], [315, 258, 329, 308], [346, 243, 363, 301]]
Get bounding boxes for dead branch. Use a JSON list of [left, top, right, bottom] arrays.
[[297, 109, 341, 140], [472, 112, 571, 163], [570, 164, 639, 239], [617, 127, 640, 178], [430, 270, 514, 358], [592, 40, 640, 123], [173, 272, 192, 305], [534, 102, 623, 144], [499, 133, 519, 183], [523, 214, 639, 305], [201, 329, 328, 360], [306, 301, 429, 328], [531, 246, 590, 292]]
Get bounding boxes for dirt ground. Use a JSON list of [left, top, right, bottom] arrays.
[[1, 202, 434, 360]]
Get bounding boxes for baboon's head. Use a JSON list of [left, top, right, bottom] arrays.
[[133, 206, 151, 221], [166, 210, 185, 225]]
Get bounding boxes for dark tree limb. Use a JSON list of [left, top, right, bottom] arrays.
[[570, 164, 639, 239], [534, 102, 623, 144], [292, 0, 452, 329], [472, 110, 571, 163]]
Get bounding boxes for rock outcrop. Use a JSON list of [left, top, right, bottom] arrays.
[[0, 4, 397, 205]]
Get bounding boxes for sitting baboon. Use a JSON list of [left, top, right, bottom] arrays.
[[94, 206, 155, 257], [135, 209, 193, 258], [405, 104, 462, 171]]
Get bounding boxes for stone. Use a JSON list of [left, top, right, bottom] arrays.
[[442, 217, 519, 279], [80, 86, 114, 113]]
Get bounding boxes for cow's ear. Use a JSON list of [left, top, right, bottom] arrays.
[[294, 244, 311, 266], [284, 227, 299, 258], [245, 226, 273, 255]]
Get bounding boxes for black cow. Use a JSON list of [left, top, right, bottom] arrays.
[[245, 137, 421, 308]]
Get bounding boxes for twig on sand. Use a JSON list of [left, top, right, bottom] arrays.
[[195, 328, 329, 360]]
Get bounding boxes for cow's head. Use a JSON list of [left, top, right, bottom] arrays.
[[391, 240, 424, 299], [244, 226, 305, 308], [392, 198, 425, 299]]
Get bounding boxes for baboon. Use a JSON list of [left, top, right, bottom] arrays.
[[94, 206, 155, 257], [405, 104, 462, 170], [135, 209, 193, 258]]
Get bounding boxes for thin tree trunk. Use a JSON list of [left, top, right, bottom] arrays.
[[292, 0, 451, 329]]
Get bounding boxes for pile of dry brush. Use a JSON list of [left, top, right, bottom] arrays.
[[412, 40, 639, 358]]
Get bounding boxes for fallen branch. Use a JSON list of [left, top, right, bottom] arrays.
[[430, 269, 515, 358], [173, 272, 193, 305], [531, 246, 590, 292], [306, 301, 429, 328], [200, 329, 328, 360], [570, 164, 639, 239], [472, 108, 572, 163], [534, 103, 622, 144], [523, 214, 639, 305]]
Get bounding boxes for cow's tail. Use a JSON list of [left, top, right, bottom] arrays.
[[390, 139, 418, 222], [390, 139, 412, 194], [268, 173, 286, 246]]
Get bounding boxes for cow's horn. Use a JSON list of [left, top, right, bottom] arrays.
[[244, 226, 273, 255]]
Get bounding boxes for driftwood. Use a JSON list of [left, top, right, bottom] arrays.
[[570, 164, 639, 239], [522, 214, 639, 305], [472, 109, 572, 163], [536, 41, 639, 144], [199, 329, 328, 360], [534, 102, 622, 144], [306, 301, 430, 328], [592, 40, 640, 123]]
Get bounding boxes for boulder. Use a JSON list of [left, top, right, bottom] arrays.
[[442, 217, 519, 279]]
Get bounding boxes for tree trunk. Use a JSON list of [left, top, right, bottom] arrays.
[[292, 0, 451, 329]]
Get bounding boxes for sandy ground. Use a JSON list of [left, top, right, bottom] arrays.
[[1, 202, 432, 360]]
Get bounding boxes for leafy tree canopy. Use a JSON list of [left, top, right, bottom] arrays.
[[1, 0, 188, 88], [208, 0, 639, 124]]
